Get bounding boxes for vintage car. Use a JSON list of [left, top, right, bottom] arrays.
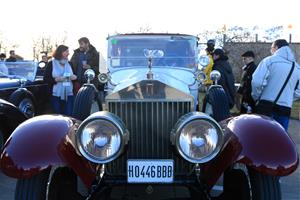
[[0, 34, 298, 200], [0, 61, 50, 148]]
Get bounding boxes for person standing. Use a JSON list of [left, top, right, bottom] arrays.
[[70, 37, 101, 92], [0, 53, 8, 75], [203, 39, 215, 86], [44, 45, 77, 116], [212, 48, 236, 109], [6, 50, 17, 62], [237, 51, 257, 113], [0, 53, 6, 61], [252, 39, 300, 130]]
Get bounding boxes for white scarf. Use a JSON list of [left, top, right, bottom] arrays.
[[52, 59, 74, 100]]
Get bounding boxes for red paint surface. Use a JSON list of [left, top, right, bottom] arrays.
[[202, 114, 298, 190], [0, 115, 96, 187]]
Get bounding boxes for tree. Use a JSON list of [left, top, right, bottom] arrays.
[[197, 25, 284, 47], [137, 25, 152, 33], [262, 26, 283, 42], [32, 32, 68, 61], [0, 31, 8, 54]]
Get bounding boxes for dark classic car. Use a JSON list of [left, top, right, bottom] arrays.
[[0, 61, 50, 147], [0, 34, 298, 200]]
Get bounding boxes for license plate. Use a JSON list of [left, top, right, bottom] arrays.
[[127, 159, 173, 183]]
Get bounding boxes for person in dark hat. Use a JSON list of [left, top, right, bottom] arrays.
[[237, 50, 257, 113], [212, 48, 236, 109], [203, 39, 215, 85]]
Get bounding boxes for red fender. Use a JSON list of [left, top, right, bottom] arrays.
[[230, 114, 298, 175], [0, 115, 96, 187], [201, 114, 298, 190]]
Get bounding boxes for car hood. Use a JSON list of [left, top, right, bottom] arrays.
[[110, 67, 195, 94], [0, 78, 20, 89]]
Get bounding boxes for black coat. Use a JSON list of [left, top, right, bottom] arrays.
[[213, 58, 236, 109], [237, 62, 257, 113], [70, 45, 101, 89]]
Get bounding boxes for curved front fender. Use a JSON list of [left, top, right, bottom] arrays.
[[201, 114, 298, 190], [229, 114, 299, 176], [0, 115, 96, 187]]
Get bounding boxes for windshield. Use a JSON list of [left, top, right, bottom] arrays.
[[108, 35, 198, 68], [0, 61, 37, 81]]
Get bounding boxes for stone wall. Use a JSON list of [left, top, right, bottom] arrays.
[[223, 42, 300, 82]]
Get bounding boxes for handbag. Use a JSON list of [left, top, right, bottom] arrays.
[[256, 62, 295, 116]]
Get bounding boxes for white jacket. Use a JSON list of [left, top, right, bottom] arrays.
[[252, 46, 300, 108]]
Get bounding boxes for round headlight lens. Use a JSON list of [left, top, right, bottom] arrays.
[[179, 120, 220, 162], [98, 73, 108, 84], [77, 112, 128, 164], [173, 112, 223, 163]]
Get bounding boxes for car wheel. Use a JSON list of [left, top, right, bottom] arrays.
[[9, 91, 36, 118], [15, 167, 87, 200], [218, 164, 281, 200], [202, 86, 230, 121], [72, 85, 102, 121]]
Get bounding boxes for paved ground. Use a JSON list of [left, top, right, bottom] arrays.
[[0, 119, 299, 199], [280, 119, 300, 200]]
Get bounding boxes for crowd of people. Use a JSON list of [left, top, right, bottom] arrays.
[[43, 37, 102, 116], [0, 37, 103, 117], [1, 36, 300, 131], [204, 38, 300, 130]]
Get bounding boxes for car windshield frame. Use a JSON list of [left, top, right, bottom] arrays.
[[0, 61, 38, 81], [107, 35, 198, 69]]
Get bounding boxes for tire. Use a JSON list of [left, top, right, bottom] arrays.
[[202, 86, 230, 121], [15, 169, 50, 200], [249, 169, 281, 200], [8, 90, 36, 118], [15, 167, 86, 200], [220, 166, 281, 200], [72, 85, 102, 121]]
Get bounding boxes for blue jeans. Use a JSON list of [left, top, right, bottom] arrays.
[[272, 112, 289, 131], [51, 96, 74, 116]]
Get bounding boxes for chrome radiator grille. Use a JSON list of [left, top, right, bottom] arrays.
[[106, 100, 194, 176]]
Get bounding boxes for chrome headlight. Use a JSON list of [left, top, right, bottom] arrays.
[[171, 112, 223, 163], [98, 73, 109, 84], [76, 111, 129, 164], [195, 71, 206, 82]]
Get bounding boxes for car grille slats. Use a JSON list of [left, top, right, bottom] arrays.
[[106, 100, 194, 176]]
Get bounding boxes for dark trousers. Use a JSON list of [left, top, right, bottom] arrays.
[[272, 113, 289, 131], [51, 96, 74, 116]]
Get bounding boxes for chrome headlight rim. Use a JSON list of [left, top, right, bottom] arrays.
[[98, 73, 109, 84], [195, 71, 206, 82], [172, 112, 223, 164], [76, 111, 128, 164]]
